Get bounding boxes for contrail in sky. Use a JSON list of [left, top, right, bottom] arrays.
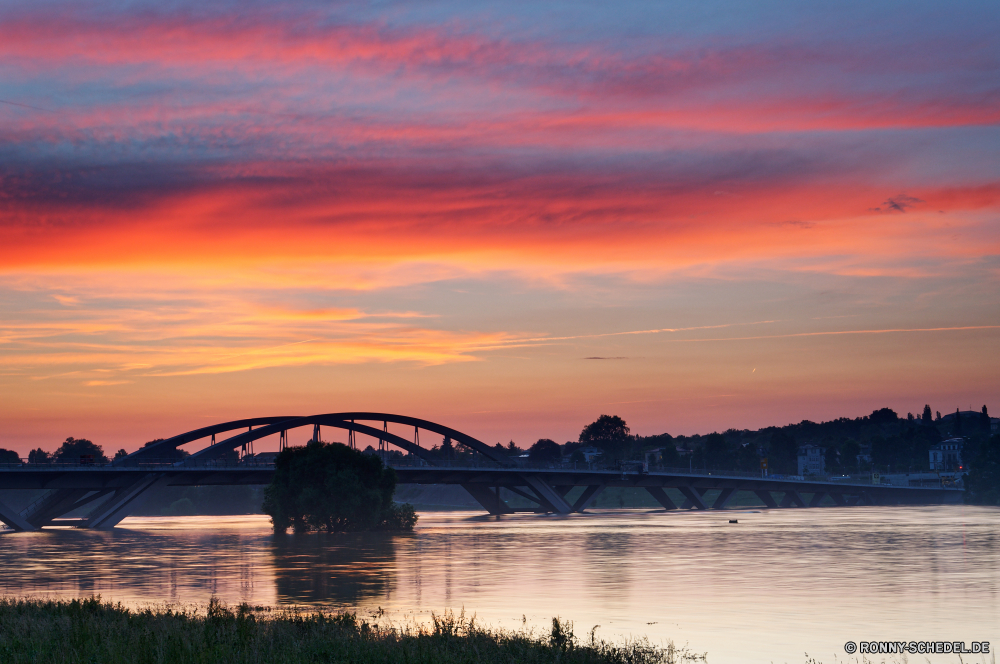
[[0, 99, 51, 112]]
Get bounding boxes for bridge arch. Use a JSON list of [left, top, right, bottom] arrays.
[[181, 412, 510, 466], [124, 412, 510, 467], [183, 416, 439, 465], [117, 416, 300, 465]]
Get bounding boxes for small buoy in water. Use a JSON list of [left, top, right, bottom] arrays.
[[729, 519, 738, 523]]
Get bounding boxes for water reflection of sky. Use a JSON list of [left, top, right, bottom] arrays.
[[1, 507, 998, 663]]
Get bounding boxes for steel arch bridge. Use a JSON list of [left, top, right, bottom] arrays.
[[0, 412, 510, 531], [0, 412, 963, 532]]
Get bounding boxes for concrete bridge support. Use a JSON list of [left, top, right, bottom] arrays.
[[809, 491, 827, 507], [780, 490, 806, 508], [23, 489, 94, 528], [754, 490, 779, 508], [678, 486, 708, 510], [0, 496, 35, 531], [645, 486, 678, 510], [521, 475, 573, 514], [712, 488, 738, 510], [88, 474, 167, 530], [573, 484, 606, 512], [461, 484, 513, 515]]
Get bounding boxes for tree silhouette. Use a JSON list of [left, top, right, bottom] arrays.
[[28, 448, 50, 464], [0, 448, 20, 464], [579, 415, 632, 460], [965, 434, 1000, 505], [922, 404, 933, 424], [528, 438, 561, 462], [768, 430, 798, 474], [54, 437, 108, 464], [263, 440, 416, 533], [702, 433, 731, 470]]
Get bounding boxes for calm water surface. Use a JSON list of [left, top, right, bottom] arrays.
[[1, 506, 998, 663]]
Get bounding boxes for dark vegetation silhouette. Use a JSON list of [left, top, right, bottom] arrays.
[[964, 433, 1000, 505], [54, 437, 108, 464], [579, 415, 631, 460], [528, 438, 562, 462], [0, 597, 703, 663], [263, 440, 416, 534]]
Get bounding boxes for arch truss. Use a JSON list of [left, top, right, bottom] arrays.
[[3, 413, 513, 531]]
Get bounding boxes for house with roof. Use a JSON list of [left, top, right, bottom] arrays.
[[797, 444, 825, 476], [929, 438, 963, 471]]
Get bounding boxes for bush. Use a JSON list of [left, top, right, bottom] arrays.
[[262, 440, 417, 534]]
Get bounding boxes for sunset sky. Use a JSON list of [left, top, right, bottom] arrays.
[[1, 0, 998, 454]]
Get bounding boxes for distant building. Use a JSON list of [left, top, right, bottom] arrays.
[[797, 444, 825, 476], [575, 446, 604, 462], [929, 439, 963, 471]]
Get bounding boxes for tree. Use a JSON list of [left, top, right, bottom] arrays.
[[660, 443, 679, 468], [824, 445, 840, 472], [869, 408, 899, 426], [841, 440, 861, 471], [28, 448, 50, 464], [528, 438, 561, 462], [506, 441, 524, 456], [954, 408, 962, 435], [579, 415, 632, 460], [965, 434, 1000, 505], [922, 405, 933, 424], [54, 437, 108, 464], [114, 449, 128, 460], [0, 448, 20, 464], [262, 440, 416, 534], [768, 430, 798, 474], [734, 441, 759, 472], [702, 433, 731, 470], [981, 405, 991, 434], [440, 437, 455, 459]]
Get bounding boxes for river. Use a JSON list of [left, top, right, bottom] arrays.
[[1, 505, 998, 663]]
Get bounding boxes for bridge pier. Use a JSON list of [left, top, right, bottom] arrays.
[[809, 491, 827, 507], [88, 474, 168, 529], [573, 484, 606, 512], [521, 475, 573, 514], [0, 495, 35, 531], [754, 490, 779, 508], [645, 486, 678, 510], [678, 486, 708, 510], [23, 489, 94, 528], [460, 484, 513, 515], [779, 490, 806, 508], [712, 487, 738, 510]]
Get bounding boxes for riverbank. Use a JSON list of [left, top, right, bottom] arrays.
[[0, 597, 702, 664]]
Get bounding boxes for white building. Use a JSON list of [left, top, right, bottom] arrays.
[[797, 444, 825, 476], [929, 438, 963, 471]]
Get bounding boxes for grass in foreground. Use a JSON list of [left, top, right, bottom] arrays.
[[0, 597, 705, 664]]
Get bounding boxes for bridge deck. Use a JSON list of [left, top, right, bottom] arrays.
[[0, 463, 961, 531]]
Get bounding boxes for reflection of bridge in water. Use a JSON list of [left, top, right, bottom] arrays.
[[0, 413, 961, 531]]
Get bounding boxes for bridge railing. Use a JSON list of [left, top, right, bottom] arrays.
[[0, 457, 953, 489]]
